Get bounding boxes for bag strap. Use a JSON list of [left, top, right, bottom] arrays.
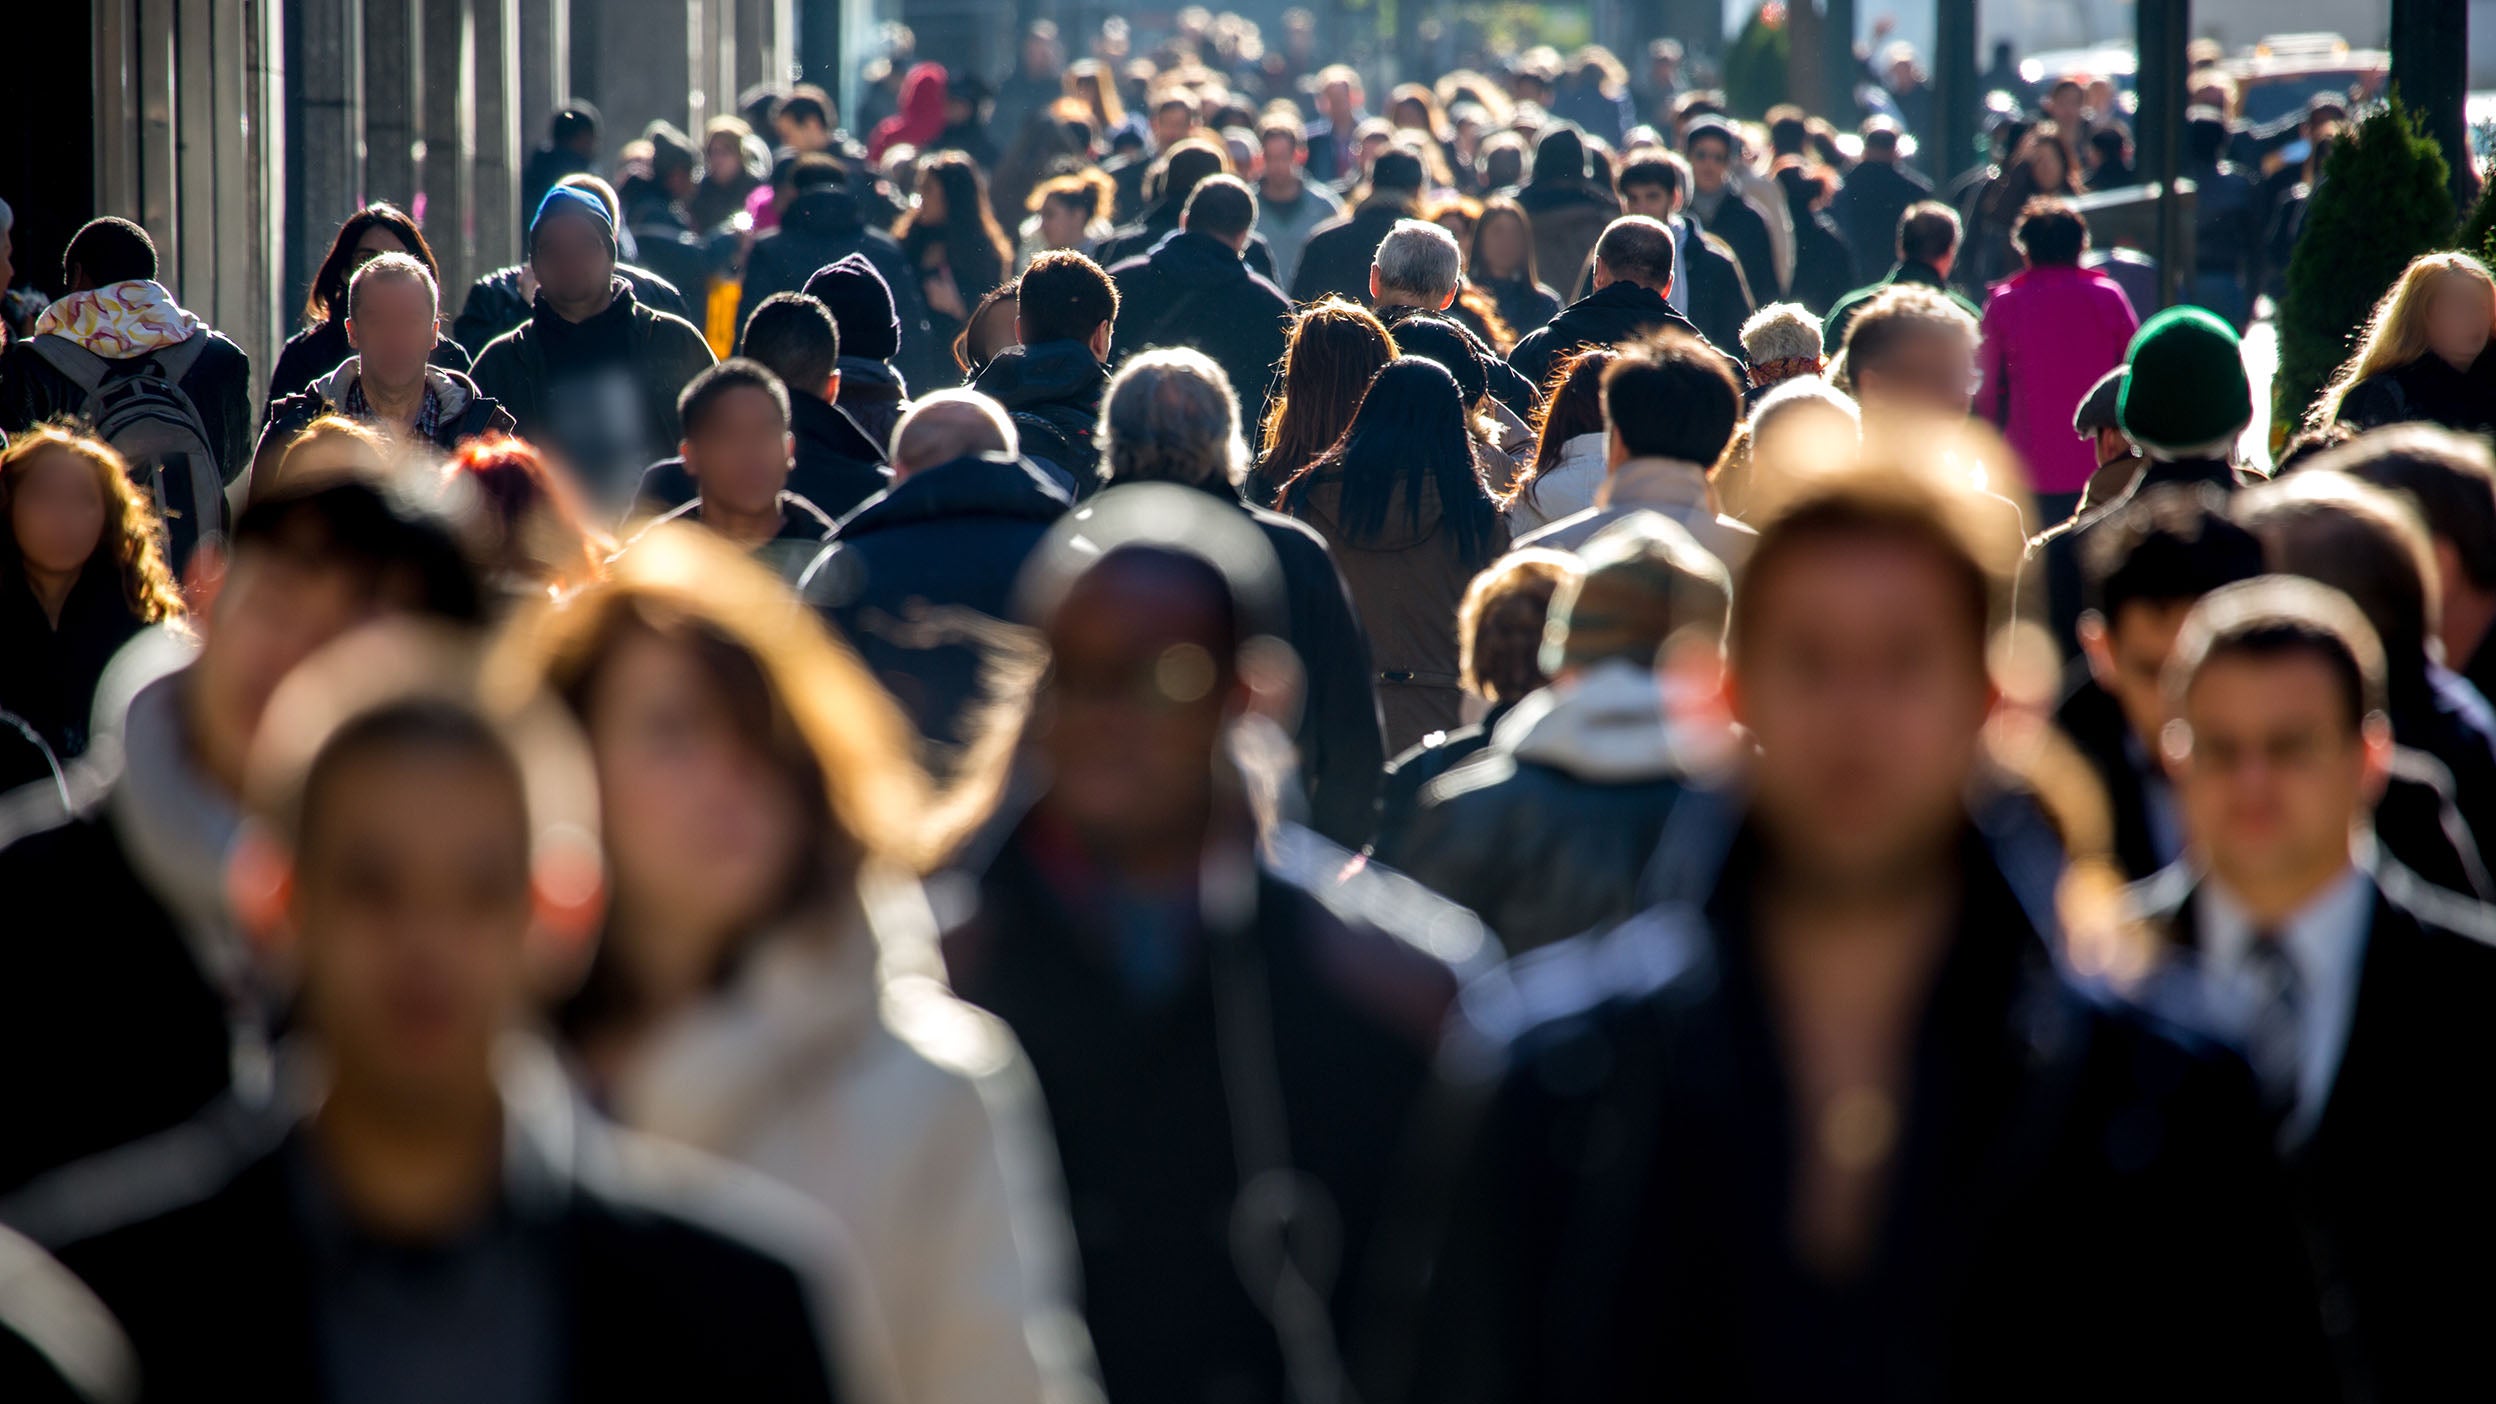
[[26, 336, 112, 397], [150, 329, 211, 382]]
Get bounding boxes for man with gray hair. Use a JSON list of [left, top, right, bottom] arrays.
[[253, 252, 516, 479], [1099, 348, 1387, 846], [1369, 219, 1541, 416], [801, 385, 1071, 765]]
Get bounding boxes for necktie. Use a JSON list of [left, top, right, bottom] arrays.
[[2241, 933, 2305, 1131]]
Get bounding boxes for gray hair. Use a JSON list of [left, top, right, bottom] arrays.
[[1373, 218, 1462, 302], [1739, 301, 1823, 367], [1100, 347, 1249, 491]]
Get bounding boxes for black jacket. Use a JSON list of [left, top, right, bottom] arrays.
[[1240, 495, 1386, 849], [738, 190, 931, 382], [2130, 860, 2496, 1401], [797, 454, 1071, 764], [263, 317, 470, 408], [1512, 179, 1621, 311], [1290, 198, 1414, 306], [1111, 231, 1295, 427], [2057, 670, 2492, 900], [944, 818, 1466, 1404], [0, 564, 148, 775], [631, 394, 891, 524], [969, 340, 1107, 492], [2335, 351, 2496, 438], [1477, 274, 1563, 342], [1375, 672, 1687, 954], [253, 361, 517, 481], [468, 280, 717, 501], [1831, 158, 1933, 286], [1092, 206, 1278, 283], [2, 1077, 847, 1403], [1379, 815, 2338, 1404], [1377, 304, 1541, 418], [450, 261, 694, 362], [1508, 282, 1742, 393], [1693, 188, 1780, 307], [2024, 457, 2250, 662], [1780, 178, 1858, 318], [1372, 701, 1515, 855], [630, 492, 838, 584]]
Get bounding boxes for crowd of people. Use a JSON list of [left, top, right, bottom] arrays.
[[1, 10, 2493, 1403]]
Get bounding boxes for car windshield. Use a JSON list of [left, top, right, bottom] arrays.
[[2241, 71, 2363, 125]]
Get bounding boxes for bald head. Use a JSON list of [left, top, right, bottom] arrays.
[[1592, 215, 1676, 293], [891, 389, 1019, 480]]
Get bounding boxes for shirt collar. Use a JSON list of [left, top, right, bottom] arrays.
[[1599, 456, 1713, 512], [2198, 862, 2372, 988]]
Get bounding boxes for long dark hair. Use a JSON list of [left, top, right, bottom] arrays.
[[1282, 357, 1499, 560], [897, 151, 1014, 300], [1256, 299, 1397, 501], [303, 203, 439, 326]]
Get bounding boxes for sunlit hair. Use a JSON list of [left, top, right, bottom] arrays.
[[952, 279, 1021, 377], [263, 414, 395, 502], [513, 523, 935, 889], [1027, 166, 1116, 219], [440, 434, 612, 599], [1458, 548, 1577, 702], [897, 150, 1015, 282], [1466, 196, 1542, 288], [1065, 58, 1125, 131], [1517, 346, 1616, 511], [1255, 298, 1397, 502], [0, 425, 184, 623], [2308, 252, 2496, 432], [1101, 347, 1248, 490]]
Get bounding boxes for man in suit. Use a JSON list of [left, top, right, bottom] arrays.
[[2062, 487, 2490, 898], [2, 627, 857, 1401], [1379, 468, 2333, 1404], [2133, 575, 2496, 1400]]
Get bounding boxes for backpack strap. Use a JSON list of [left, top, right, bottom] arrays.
[[151, 329, 212, 383], [25, 335, 113, 398]]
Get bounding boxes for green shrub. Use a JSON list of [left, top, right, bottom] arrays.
[[2455, 155, 2496, 261], [2275, 93, 2454, 434], [1722, 4, 1790, 120]]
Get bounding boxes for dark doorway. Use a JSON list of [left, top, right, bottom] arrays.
[[0, 10, 98, 300]]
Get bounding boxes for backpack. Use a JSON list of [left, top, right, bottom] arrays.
[[28, 331, 226, 572]]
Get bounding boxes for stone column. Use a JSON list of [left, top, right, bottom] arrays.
[[474, 0, 521, 272], [365, 0, 420, 206], [293, 0, 367, 314], [421, 0, 476, 299], [517, 0, 569, 160]]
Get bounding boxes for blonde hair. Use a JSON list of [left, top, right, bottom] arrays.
[[0, 425, 185, 623], [264, 414, 397, 501], [2310, 252, 2496, 432]]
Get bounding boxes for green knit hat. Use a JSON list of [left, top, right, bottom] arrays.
[[2117, 306, 2251, 457], [1542, 513, 1732, 677]]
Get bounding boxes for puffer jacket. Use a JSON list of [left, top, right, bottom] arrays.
[[1375, 660, 1691, 952], [1285, 471, 1510, 755], [615, 869, 1101, 1404]]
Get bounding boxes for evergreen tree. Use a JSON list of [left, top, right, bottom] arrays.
[[2276, 94, 2454, 435], [2454, 155, 2496, 261], [1723, 4, 1791, 120]]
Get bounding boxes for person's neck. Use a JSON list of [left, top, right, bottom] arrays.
[[23, 561, 78, 628], [2436, 347, 2480, 374], [311, 1066, 504, 1241], [360, 371, 428, 433], [2212, 847, 2357, 930], [2442, 586, 2496, 676], [546, 284, 615, 324], [1261, 169, 1304, 200], [703, 495, 784, 548]]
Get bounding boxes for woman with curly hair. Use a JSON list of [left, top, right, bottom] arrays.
[[0, 425, 185, 782]]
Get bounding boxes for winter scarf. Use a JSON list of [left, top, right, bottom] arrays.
[[32, 280, 207, 359]]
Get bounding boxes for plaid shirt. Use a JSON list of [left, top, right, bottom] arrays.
[[342, 372, 444, 442]]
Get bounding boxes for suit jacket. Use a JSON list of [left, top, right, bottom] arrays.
[[2129, 860, 2496, 1401]]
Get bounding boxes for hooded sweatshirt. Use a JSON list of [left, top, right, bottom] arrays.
[[869, 63, 951, 162]]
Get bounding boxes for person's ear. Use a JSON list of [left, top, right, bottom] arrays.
[[344, 316, 361, 351], [527, 825, 607, 997], [2077, 612, 2116, 686], [1367, 266, 1385, 302], [1014, 313, 1034, 344], [1087, 320, 1112, 361], [678, 439, 695, 475], [2359, 713, 2396, 807], [1435, 284, 1457, 311], [782, 430, 797, 464], [822, 368, 841, 402], [226, 822, 298, 963]]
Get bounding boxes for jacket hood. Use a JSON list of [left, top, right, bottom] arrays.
[[793, 391, 887, 465], [835, 354, 909, 400], [838, 452, 1072, 538], [1494, 660, 1680, 782], [969, 339, 1107, 413], [781, 187, 871, 238], [307, 356, 486, 421], [34, 280, 208, 359]]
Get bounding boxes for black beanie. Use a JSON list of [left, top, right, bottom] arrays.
[[803, 254, 902, 363]]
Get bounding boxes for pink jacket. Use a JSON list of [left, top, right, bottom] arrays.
[[1978, 264, 2139, 496]]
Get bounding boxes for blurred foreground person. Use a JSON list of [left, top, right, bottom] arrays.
[[2337, 425, 2496, 708], [1097, 349, 1384, 850], [255, 254, 515, 482], [523, 528, 1098, 1404], [3, 627, 856, 1401], [1384, 467, 2333, 1403], [0, 428, 184, 792], [799, 391, 1070, 773], [1380, 514, 1729, 953], [469, 187, 716, 510], [945, 486, 1483, 1404], [0, 474, 484, 1195], [2132, 578, 2496, 1400]]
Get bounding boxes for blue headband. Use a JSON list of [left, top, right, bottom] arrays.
[[530, 185, 614, 237]]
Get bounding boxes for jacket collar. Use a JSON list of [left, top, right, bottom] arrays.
[[835, 452, 1073, 537], [792, 392, 886, 465], [1596, 456, 1714, 513], [308, 356, 480, 422], [968, 338, 1108, 412], [1492, 659, 1681, 783]]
